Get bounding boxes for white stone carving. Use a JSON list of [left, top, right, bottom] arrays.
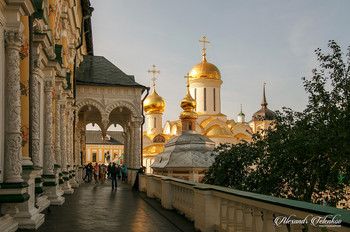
[[5, 30, 25, 183], [33, 18, 44, 33], [105, 100, 139, 117], [75, 98, 105, 117], [31, 69, 42, 167], [43, 79, 54, 175], [60, 104, 67, 171], [44, 46, 56, 60], [54, 96, 61, 165]]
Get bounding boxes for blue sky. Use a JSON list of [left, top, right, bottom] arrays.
[[90, 0, 350, 125]]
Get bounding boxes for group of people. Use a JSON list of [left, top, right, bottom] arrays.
[[83, 163, 128, 189]]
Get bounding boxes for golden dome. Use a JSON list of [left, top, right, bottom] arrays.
[[144, 88, 166, 114], [189, 56, 221, 80], [181, 92, 196, 111], [179, 85, 197, 119]]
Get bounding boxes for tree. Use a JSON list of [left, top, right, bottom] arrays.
[[202, 41, 350, 207]]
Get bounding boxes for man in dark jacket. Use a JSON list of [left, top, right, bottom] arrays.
[[110, 162, 118, 191]]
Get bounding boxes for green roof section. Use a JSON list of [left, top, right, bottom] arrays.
[[54, 44, 62, 64], [65, 72, 72, 90], [76, 55, 146, 89]]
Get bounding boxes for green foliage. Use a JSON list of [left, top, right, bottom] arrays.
[[202, 41, 350, 207]]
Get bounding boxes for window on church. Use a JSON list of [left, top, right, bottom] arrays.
[[213, 88, 216, 111], [204, 88, 207, 111], [154, 117, 156, 128], [189, 122, 192, 130], [92, 153, 97, 162], [194, 88, 197, 111]]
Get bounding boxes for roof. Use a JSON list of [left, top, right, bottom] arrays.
[[86, 131, 124, 145], [76, 55, 146, 89], [251, 84, 276, 121], [251, 107, 276, 121]]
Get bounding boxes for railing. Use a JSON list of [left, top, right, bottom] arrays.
[[139, 174, 350, 232]]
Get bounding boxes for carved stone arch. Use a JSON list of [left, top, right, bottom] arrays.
[[105, 100, 139, 118], [76, 98, 106, 118]]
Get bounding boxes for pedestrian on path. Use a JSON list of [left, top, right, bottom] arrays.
[[107, 162, 112, 179], [116, 164, 121, 180], [121, 164, 127, 183], [132, 166, 145, 191], [83, 163, 92, 182], [93, 163, 99, 184], [100, 164, 106, 183], [110, 162, 118, 191]]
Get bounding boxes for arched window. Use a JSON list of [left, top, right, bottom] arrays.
[[153, 134, 166, 143], [154, 117, 156, 128], [194, 88, 197, 111], [204, 88, 207, 111], [189, 122, 192, 130], [213, 88, 216, 111]]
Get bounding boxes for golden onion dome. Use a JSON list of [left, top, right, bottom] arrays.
[[180, 88, 197, 119], [181, 92, 196, 111], [189, 56, 221, 80], [143, 88, 166, 114]]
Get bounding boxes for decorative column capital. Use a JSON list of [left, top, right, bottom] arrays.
[[5, 30, 25, 50], [132, 121, 142, 128], [44, 79, 54, 92]]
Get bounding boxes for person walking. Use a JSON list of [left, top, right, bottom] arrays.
[[107, 162, 112, 179], [83, 164, 89, 182], [83, 163, 92, 182], [99, 164, 106, 183], [116, 164, 121, 180], [110, 162, 118, 191], [121, 164, 127, 183], [93, 163, 99, 184]]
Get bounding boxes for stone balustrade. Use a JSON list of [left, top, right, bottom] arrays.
[[139, 174, 350, 232]]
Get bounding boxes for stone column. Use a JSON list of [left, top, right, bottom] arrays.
[[31, 68, 50, 213], [60, 103, 74, 194], [75, 129, 82, 182], [54, 95, 61, 166], [4, 30, 25, 183], [60, 104, 67, 172], [66, 109, 72, 167], [68, 109, 78, 187], [30, 68, 42, 167], [125, 129, 131, 168], [132, 121, 141, 168], [43, 79, 54, 175]]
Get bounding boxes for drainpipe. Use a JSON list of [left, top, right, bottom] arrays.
[[140, 87, 150, 167]]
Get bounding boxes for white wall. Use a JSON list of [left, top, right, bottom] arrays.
[[146, 113, 162, 135], [190, 80, 222, 115]]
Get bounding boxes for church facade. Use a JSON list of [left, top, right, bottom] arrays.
[[142, 37, 275, 174]]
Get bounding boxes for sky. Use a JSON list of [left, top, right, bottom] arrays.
[[89, 0, 350, 128]]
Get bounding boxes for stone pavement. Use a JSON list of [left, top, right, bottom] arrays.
[[19, 180, 195, 232]]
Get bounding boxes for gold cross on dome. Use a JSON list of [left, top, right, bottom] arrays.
[[148, 64, 160, 86], [184, 73, 192, 88], [199, 36, 210, 55]]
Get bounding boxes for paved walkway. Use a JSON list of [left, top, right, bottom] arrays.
[[20, 180, 195, 232]]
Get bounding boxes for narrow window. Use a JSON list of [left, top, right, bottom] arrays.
[[189, 122, 192, 130], [92, 153, 97, 162], [204, 88, 207, 111], [213, 88, 216, 111], [154, 117, 156, 128], [194, 88, 197, 111]]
